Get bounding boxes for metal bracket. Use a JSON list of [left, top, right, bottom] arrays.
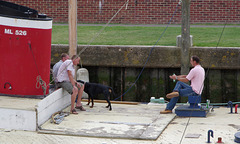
[[4, 82, 12, 90]]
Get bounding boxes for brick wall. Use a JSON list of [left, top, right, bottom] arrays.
[[5, 0, 240, 24]]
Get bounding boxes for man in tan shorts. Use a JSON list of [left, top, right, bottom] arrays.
[[57, 55, 85, 114]]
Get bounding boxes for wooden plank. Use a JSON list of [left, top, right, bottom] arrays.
[[81, 99, 138, 105]]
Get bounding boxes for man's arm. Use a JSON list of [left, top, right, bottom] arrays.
[[170, 74, 189, 83], [67, 70, 77, 86], [52, 63, 59, 79]]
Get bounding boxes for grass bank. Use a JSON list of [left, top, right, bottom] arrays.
[[52, 25, 240, 47]]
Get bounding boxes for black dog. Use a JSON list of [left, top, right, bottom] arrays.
[[77, 80, 114, 111]]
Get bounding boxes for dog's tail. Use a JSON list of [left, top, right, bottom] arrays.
[[108, 87, 116, 97], [77, 80, 85, 84]]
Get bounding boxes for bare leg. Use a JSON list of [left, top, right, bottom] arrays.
[[71, 86, 78, 114], [76, 84, 84, 107]]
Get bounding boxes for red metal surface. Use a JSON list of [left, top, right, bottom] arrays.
[[0, 17, 52, 96], [235, 104, 238, 113]]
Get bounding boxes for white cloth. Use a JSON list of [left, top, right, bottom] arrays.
[[52, 60, 63, 83], [57, 60, 75, 82]]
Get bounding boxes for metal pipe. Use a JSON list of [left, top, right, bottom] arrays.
[[217, 137, 223, 143], [207, 130, 214, 143], [228, 101, 233, 113], [235, 104, 238, 113], [175, 101, 240, 106]]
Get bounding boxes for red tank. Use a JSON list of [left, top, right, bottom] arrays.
[[0, 1, 52, 96]]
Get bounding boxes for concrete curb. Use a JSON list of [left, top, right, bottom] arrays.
[[37, 88, 71, 127], [0, 89, 71, 131]]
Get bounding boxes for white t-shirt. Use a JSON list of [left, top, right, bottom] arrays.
[[57, 60, 75, 82]]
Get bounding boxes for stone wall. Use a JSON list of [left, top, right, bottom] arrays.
[[6, 0, 240, 24], [51, 45, 240, 103]]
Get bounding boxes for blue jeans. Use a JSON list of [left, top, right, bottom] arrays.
[[166, 81, 198, 110]]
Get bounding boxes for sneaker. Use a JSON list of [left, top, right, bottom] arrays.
[[166, 92, 179, 99], [160, 109, 172, 114]]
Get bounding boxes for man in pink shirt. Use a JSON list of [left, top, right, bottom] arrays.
[[160, 56, 205, 114]]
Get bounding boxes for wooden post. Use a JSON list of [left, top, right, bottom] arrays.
[[68, 0, 77, 57], [181, 0, 190, 75]]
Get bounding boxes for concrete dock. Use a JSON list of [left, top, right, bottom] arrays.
[[39, 102, 175, 140], [0, 93, 240, 144]]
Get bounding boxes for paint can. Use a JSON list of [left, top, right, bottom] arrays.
[[77, 68, 89, 99]]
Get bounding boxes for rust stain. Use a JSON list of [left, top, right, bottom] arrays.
[[222, 55, 227, 62], [54, 53, 60, 57], [133, 59, 139, 65], [231, 52, 236, 56], [124, 50, 130, 62]]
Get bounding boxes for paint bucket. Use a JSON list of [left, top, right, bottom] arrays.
[[77, 68, 89, 99], [235, 132, 240, 143]]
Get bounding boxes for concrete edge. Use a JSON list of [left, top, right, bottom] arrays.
[[38, 129, 153, 140], [38, 114, 176, 140], [36, 88, 71, 127], [139, 114, 176, 140], [0, 108, 36, 131]]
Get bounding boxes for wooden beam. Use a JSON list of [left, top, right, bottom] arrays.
[[181, 0, 190, 75], [68, 0, 77, 57]]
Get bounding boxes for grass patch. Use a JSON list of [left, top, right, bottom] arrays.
[[52, 25, 240, 47]]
